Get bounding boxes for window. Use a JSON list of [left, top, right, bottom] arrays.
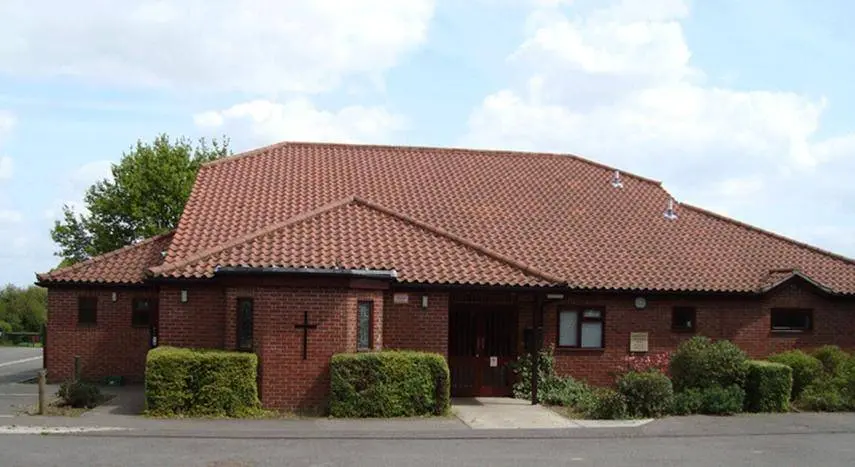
[[132, 299, 152, 327], [558, 307, 604, 348], [672, 307, 696, 332], [771, 308, 812, 332], [357, 301, 373, 351], [236, 298, 254, 351], [78, 297, 97, 325]]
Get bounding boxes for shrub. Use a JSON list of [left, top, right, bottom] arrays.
[[145, 347, 261, 417], [511, 345, 556, 400], [584, 388, 628, 420], [797, 378, 847, 412], [767, 350, 822, 399], [617, 371, 674, 418], [743, 361, 792, 413], [669, 336, 748, 392], [672, 389, 704, 416], [813, 346, 850, 377], [699, 385, 745, 415], [330, 351, 450, 418], [541, 376, 594, 408], [57, 380, 102, 409]]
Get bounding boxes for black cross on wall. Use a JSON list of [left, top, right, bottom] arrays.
[[294, 310, 318, 360]]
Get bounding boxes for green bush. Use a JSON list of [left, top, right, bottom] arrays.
[[145, 347, 261, 417], [329, 351, 450, 418], [584, 388, 628, 420], [511, 346, 593, 409], [541, 376, 594, 408], [57, 380, 102, 409], [672, 389, 704, 416], [617, 371, 674, 418], [699, 385, 745, 415], [743, 361, 792, 413], [813, 346, 850, 377], [797, 378, 847, 412], [767, 350, 822, 399], [670, 337, 748, 392]]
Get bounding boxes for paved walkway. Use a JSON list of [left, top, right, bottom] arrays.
[[452, 397, 652, 429]]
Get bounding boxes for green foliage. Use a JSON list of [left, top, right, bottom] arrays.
[[541, 376, 594, 408], [699, 385, 745, 415], [0, 285, 47, 334], [329, 351, 450, 418], [743, 361, 792, 413], [57, 380, 102, 409], [145, 347, 261, 417], [617, 371, 674, 418], [51, 134, 230, 264], [669, 336, 748, 391], [672, 389, 704, 416], [767, 350, 822, 399], [511, 345, 594, 409], [584, 388, 628, 420], [797, 378, 847, 412], [812, 346, 850, 377]]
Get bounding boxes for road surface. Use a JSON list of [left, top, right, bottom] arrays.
[[0, 347, 43, 417]]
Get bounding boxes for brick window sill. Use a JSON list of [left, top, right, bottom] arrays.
[[770, 329, 811, 335]]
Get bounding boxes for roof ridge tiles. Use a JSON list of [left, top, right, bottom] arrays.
[[682, 203, 855, 267], [150, 196, 357, 277], [351, 197, 565, 285], [36, 230, 175, 282], [201, 141, 663, 187]]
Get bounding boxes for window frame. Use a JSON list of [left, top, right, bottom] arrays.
[[131, 298, 152, 328], [770, 308, 813, 333], [356, 300, 374, 352], [236, 297, 254, 351], [671, 306, 697, 332], [557, 306, 605, 349], [77, 296, 97, 326]]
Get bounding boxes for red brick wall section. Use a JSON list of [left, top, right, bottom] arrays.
[[542, 284, 855, 386], [45, 287, 155, 383], [158, 286, 226, 349], [383, 291, 449, 356]]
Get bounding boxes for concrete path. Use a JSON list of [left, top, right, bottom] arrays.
[[452, 397, 653, 429], [0, 347, 43, 417]]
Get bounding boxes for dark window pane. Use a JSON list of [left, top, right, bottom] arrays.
[[237, 298, 253, 350], [672, 307, 696, 331], [78, 297, 97, 325], [771, 309, 811, 331], [132, 299, 151, 327], [357, 301, 372, 350]]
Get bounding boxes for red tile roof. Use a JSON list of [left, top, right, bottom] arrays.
[[36, 232, 173, 285], [39, 142, 855, 294]]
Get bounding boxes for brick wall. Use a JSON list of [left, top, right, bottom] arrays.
[[45, 287, 155, 383], [158, 285, 226, 349], [383, 291, 449, 355]]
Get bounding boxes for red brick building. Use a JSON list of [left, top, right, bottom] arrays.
[[37, 142, 855, 410]]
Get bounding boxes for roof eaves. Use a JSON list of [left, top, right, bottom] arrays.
[[35, 231, 174, 283], [757, 270, 836, 295]]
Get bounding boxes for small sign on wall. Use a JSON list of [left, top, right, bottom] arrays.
[[489, 356, 498, 367], [629, 332, 649, 352], [393, 293, 409, 304]]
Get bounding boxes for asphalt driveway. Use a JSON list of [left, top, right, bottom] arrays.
[[0, 347, 43, 416]]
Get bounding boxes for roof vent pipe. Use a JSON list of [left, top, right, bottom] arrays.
[[611, 170, 624, 188], [663, 198, 678, 220]]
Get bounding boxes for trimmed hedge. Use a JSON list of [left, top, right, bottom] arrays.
[[699, 385, 745, 415], [767, 350, 822, 400], [743, 361, 792, 413], [145, 347, 261, 417], [617, 371, 674, 418], [670, 336, 748, 392], [330, 351, 450, 417]]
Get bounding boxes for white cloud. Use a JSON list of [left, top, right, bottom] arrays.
[[463, 0, 855, 256], [0, 157, 11, 180], [0, 209, 22, 224], [0, 0, 434, 94], [195, 98, 407, 146]]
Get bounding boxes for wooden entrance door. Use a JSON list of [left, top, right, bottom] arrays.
[[449, 306, 517, 397]]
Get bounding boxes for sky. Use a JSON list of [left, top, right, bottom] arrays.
[[1, 0, 855, 286]]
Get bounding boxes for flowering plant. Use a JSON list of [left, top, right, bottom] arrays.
[[620, 351, 671, 375]]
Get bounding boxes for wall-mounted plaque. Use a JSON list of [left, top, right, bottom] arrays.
[[629, 332, 649, 352], [393, 293, 409, 304]]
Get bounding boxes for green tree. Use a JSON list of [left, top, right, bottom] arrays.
[[51, 134, 230, 264], [0, 285, 47, 333]]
